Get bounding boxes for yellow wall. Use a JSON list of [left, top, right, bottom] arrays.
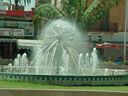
[[109, 0, 125, 32]]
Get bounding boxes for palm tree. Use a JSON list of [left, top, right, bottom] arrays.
[[83, 0, 120, 27], [33, 4, 63, 31], [33, 0, 88, 30], [33, 0, 120, 31]]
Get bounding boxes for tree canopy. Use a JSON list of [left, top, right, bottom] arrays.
[[33, 0, 120, 30]]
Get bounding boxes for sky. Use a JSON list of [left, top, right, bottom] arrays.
[[20, 0, 35, 11], [0, 0, 35, 11]]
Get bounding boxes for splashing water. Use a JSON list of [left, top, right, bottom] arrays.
[[13, 53, 28, 73], [7, 19, 127, 76], [31, 19, 99, 75]]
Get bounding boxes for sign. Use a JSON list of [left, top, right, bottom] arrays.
[[7, 10, 34, 17], [24, 27, 34, 36], [7, 10, 24, 17], [96, 43, 123, 49], [18, 22, 33, 28], [5, 21, 17, 27], [0, 10, 34, 17], [0, 28, 12, 36], [0, 21, 34, 29], [13, 29, 24, 36], [0, 28, 33, 37], [0, 21, 4, 27], [0, 21, 34, 37], [0, 20, 34, 36], [18, 22, 34, 36]]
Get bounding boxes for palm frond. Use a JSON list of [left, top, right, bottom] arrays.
[[33, 4, 63, 29], [83, 0, 121, 28], [36, 4, 63, 18], [33, 0, 121, 31]]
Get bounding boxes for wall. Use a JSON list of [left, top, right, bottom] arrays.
[[109, 0, 125, 32], [0, 73, 128, 86]]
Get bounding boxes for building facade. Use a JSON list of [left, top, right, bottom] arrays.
[[0, 1, 34, 60], [90, 0, 128, 61], [32, 0, 128, 61], [0, 0, 127, 61]]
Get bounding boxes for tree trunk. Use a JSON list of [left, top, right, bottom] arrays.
[[15, 0, 19, 10], [54, 0, 57, 6]]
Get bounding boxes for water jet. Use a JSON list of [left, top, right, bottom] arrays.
[[1, 19, 128, 86]]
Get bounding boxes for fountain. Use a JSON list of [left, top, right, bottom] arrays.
[[6, 19, 100, 75], [28, 19, 99, 75], [0, 19, 128, 86]]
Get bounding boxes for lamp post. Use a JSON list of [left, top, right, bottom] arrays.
[[124, 0, 128, 64]]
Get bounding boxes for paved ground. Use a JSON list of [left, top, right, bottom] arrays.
[[0, 89, 128, 96]]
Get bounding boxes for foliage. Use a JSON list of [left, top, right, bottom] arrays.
[[61, 0, 87, 23], [33, 0, 89, 29], [33, 0, 120, 30], [83, 0, 121, 28], [123, 61, 128, 65], [38, 0, 51, 5], [33, 4, 63, 30]]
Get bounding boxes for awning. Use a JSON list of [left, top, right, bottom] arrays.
[[18, 39, 43, 49], [96, 43, 124, 49]]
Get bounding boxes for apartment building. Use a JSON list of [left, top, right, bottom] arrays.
[[0, 1, 34, 59]]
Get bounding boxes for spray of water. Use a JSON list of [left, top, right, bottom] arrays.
[[7, 19, 127, 76], [31, 19, 99, 75]]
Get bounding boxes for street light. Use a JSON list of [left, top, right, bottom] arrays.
[[124, 0, 128, 64]]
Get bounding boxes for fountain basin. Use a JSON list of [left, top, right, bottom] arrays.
[[0, 73, 128, 86]]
